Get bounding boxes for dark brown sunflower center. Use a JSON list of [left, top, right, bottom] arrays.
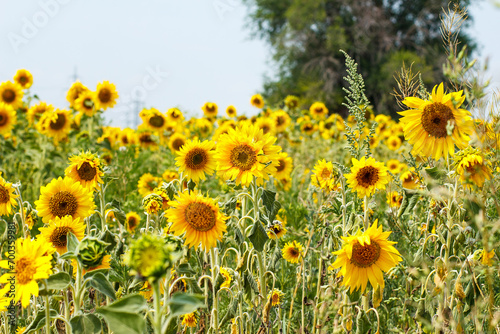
[[17, 257, 37, 285], [261, 124, 270, 134], [206, 104, 215, 112], [421, 102, 455, 138], [172, 138, 185, 151], [49, 226, 71, 248], [139, 133, 153, 143], [227, 108, 235, 115], [149, 115, 165, 128], [0, 185, 9, 203], [98, 88, 111, 103], [0, 113, 7, 126], [288, 247, 299, 257], [276, 160, 286, 172], [49, 191, 78, 218], [303, 124, 313, 131], [388, 163, 398, 170], [276, 116, 285, 126], [19, 76, 28, 84], [252, 98, 262, 105], [184, 202, 216, 232], [356, 166, 379, 187], [121, 135, 129, 144], [315, 107, 323, 113], [77, 162, 97, 181], [83, 98, 94, 110], [270, 224, 283, 234], [185, 148, 208, 170], [128, 217, 137, 229], [350, 241, 381, 268], [50, 113, 66, 130], [2, 89, 15, 103], [320, 168, 331, 179], [230, 144, 257, 171]]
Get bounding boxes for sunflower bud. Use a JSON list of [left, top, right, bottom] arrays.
[[76, 237, 110, 270], [142, 193, 163, 214], [455, 281, 466, 300]]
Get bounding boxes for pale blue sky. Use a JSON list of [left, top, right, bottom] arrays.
[[0, 0, 498, 127]]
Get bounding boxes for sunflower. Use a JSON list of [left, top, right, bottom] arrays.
[[284, 95, 299, 109], [271, 109, 291, 133], [226, 105, 237, 118], [137, 173, 162, 196], [27, 101, 53, 125], [126, 212, 141, 233], [141, 108, 168, 132], [95, 81, 118, 110], [386, 159, 403, 174], [399, 83, 473, 161], [386, 135, 402, 151], [272, 152, 293, 180], [345, 157, 389, 198], [250, 94, 264, 108], [387, 191, 403, 208], [255, 117, 275, 135], [400, 169, 420, 190], [202, 102, 218, 117], [166, 190, 227, 251], [299, 116, 317, 135], [35, 177, 95, 224], [0, 238, 54, 308], [168, 132, 187, 152], [39, 215, 86, 254], [267, 219, 287, 239], [330, 221, 402, 292], [176, 139, 216, 182], [481, 249, 495, 266], [453, 147, 492, 190], [24, 208, 38, 229], [73, 90, 96, 116], [0, 103, 17, 136], [137, 130, 158, 150], [66, 81, 89, 107], [0, 81, 24, 109], [13, 69, 33, 89], [182, 312, 197, 328], [0, 173, 18, 216], [282, 240, 303, 264], [126, 234, 176, 280], [309, 102, 328, 120], [65, 152, 104, 191], [37, 109, 73, 143], [268, 289, 284, 306], [220, 267, 232, 288], [215, 125, 267, 186], [163, 169, 179, 183], [194, 117, 213, 138], [311, 159, 336, 190]]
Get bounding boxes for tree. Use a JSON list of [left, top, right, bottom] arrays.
[[244, 0, 475, 117]]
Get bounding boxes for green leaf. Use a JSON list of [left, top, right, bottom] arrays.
[[25, 310, 58, 333], [248, 221, 269, 252], [59, 251, 77, 260], [100, 229, 117, 252], [223, 197, 237, 215], [166, 292, 206, 318], [261, 189, 281, 222], [177, 263, 196, 275], [187, 180, 196, 192], [70, 314, 102, 334], [46, 272, 71, 290], [425, 166, 446, 180], [85, 272, 117, 300], [246, 272, 259, 293], [111, 208, 127, 225], [67, 231, 80, 254], [95, 294, 147, 334]]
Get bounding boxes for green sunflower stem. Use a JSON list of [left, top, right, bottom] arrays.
[[210, 247, 220, 332], [14, 186, 27, 239], [153, 279, 162, 334], [43, 281, 51, 334], [363, 196, 369, 230], [98, 186, 106, 230], [74, 261, 83, 315], [256, 251, 267, 302]]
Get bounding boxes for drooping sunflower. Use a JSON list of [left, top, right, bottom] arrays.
[[166, 190, 227, 251], [35, 177, 95, 224], [268, 289, 284, 306], [330, 221, 402, 293], [0, 173, 18, 216], [13, 69, 33, 89], [272, 152, 293, 180], [37, 109, 73, 143], [215, 125, 267, 186], [39, 215, 86, 254], [0, 81, 24, 109], [0, 103, 17, 136], [250, 94, 264, 108], [74, 91, 96, 117], [453, 146, 492, 190], [95, 81, 118, 110], [309, 102, 328, 120], [271, 109, 291, 133], [202, 102, 218, 117], [0, 238, 54, 308], [181, 312, 197, 328], [345, 157, 389, 198], [66, 81, 89, 107], [27, 101, 53, 125], [168, 132, 187, 152], [65, 152, 104, 191], [126, 212, 141, 233], [175, 139, 216, 182], [137, 173, 162, 196], [282, 240, 303, 264], [399, 83, 473, 161], [226, 105, 237, 118]]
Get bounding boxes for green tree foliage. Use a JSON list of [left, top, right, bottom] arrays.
[[244, 0, 475, 117]]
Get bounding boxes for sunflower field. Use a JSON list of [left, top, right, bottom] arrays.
[[1, 16, 500, 334]]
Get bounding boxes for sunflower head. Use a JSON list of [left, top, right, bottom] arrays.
[[181, 312, 197, 328], [66, 81, 89, 107], [141, 108, 168, 132], [37, 109, 73, 144], [142, 193, 164, 215], [175, 139, 216, 182], [226, 105, 237, 117], [14, 69, 33, 89], [453, 146, 492, 189], [386, 135, 402, 151], [74, 91, 96, 117], [267, 219, 287, 239], [126, 234, 177, 281], [284, 95, 299, 109], [0, 81, 24, 109], [309, 102, 328, 120], [268, 289, 284, 306], [0, 102, 17, 136], [168, 133, 187, 152], [220, 267, 232, 288], [0, 173, 18, 217], [27, 101, 53, 125], [250, 94, 264, 108], [345, 157, 389, 198], [95, 81, 118, 110], [126, 212, 141, 233], [202, 102, 218, 117], [387, 191, 403, 208], [137, 173, 162, 196], [400, 169, 420, 190], [65, 151, 104, 191], [282, 240, 303, 264], [271, 110, 291, 132], [76, 236, 110, 271], [39, 215, 87, 254]]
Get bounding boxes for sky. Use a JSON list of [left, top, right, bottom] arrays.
[[0, 0, 499, 128]]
